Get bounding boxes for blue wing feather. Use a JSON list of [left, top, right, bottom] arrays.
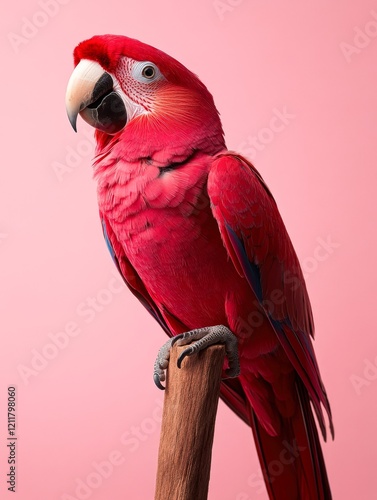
[[100, 216, 172, 337]]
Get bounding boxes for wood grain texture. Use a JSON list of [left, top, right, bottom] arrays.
[[155, 344, 226, 500]]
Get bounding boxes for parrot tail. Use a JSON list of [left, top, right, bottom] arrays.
[[247, 379, 332, 500]]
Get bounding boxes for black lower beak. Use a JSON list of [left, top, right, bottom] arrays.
[[79, 72, 127, 134], [81, 91, 128, 134]]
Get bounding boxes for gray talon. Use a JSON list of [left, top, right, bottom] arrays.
[[153, 337, 176, 390], [175, 325, 240, 377], [153, 325, 240, 387], [153, 373, 165, 390], [177, 346, 194, 369], [171, 334, 184, 346]]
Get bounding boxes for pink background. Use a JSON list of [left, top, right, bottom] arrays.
[[1, 0, 377, 498]]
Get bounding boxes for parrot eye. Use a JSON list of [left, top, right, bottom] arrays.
[[132, 61, 163, 84], [142, 65, 156, 79]]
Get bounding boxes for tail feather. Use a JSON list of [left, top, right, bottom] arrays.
[[221, 377, 332, 500], [246, 379, 332, 500]]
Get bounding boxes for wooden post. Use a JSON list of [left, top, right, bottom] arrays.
[[155, 343, 225, 500]]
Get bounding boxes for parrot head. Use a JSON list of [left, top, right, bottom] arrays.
[[65, 35, 225, 158]]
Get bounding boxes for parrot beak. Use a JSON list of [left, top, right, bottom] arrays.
[[65, 59, 127, 134]]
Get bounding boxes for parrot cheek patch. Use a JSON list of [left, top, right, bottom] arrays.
[[80, 92, 127, 135]]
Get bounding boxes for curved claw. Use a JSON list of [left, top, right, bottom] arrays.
[[171, 333, 184, 346], [177, 346, 194, 369], [154, 326, 240, 389], [153, 373, 165, 390], [153, 337, 176, 390]]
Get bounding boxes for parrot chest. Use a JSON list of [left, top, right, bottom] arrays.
[[119, 200, 234, 327], [97, 160, 245, 328]]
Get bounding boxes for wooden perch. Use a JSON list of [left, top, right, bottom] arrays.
[[155, 343, 226, 500]]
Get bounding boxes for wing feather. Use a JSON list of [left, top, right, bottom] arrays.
[[208, 152, 333, 438]]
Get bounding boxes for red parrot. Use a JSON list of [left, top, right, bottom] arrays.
[[66, 35, 333, 499]]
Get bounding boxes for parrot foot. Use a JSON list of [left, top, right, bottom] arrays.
[[153, 337, 176, 390], [153, 325, 240, 390]]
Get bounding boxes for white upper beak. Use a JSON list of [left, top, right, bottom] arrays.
[[65, 59, 107, 131]]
